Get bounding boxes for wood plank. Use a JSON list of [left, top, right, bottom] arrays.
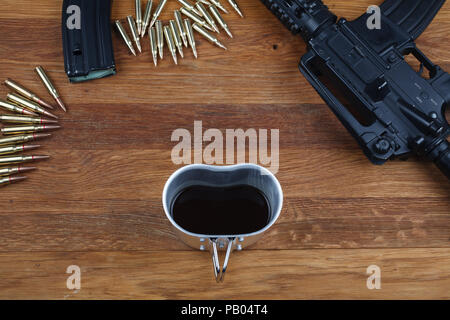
[[0, 0, 448, 252], [0, 249, 448, 299], [0, 197, 449, 252], [0, 0, 449, 299], [1, 1, 450, 106], [0, 148, 448, 199]]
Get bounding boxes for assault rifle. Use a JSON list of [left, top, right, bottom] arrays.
[[261, 0, 450, 179]]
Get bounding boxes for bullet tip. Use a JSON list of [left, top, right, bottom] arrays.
[[24, 110, 39, 117], [23, 145, 41, 151], [9, 176, 27, 183], [56, 98, 67, 112], [45, 112, 59, 119], [46, 125, 61, 130], [18, 166, 37, 173], [32, 155, 50, 161], [38, 99, 55, 110], [171, 53, 178, 65], [34, 133, 52, 139], [42, 118, 59, 124], [149, 18, 156, 29], [217, 42, 227, 50]]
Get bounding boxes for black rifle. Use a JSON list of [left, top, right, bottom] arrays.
[[261, 0, 450, 179]]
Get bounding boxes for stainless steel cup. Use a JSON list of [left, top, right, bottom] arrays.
[[162, 164, 283, 282]]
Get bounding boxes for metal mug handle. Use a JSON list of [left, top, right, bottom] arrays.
[[209, 237, 235, 283]]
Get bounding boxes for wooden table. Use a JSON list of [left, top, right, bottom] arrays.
[[0, 0, 448, 299]]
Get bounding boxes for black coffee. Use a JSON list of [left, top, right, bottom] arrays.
[[171, 185, 270, 235]]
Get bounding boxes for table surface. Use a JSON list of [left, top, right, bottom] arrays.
[[0, 0, 449, 299]]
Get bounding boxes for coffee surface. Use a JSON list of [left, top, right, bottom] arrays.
[[172, 185, 270, 235]]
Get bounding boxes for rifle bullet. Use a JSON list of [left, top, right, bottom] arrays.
[[164, 26, 178, 65], [180, 8, 215, 32], [0, 166, 36, 177], [0, 155, 50, 166], [136, 0, 143, 36], [115, 20, 137, 56], [156, 20, 164, 59], [210, 0, 228, 14], [193, 23, 227, 50], [184, 19, 198, 58], [35, 66, 66, 112], [4, 79, 54, 110], [141, 0, 153, 37], [170, 20, 184, 58], [0, 115, 58, 124], [1, 125, 61, 135], [150, 27, 158, 66], [0, 145, 40, 156], [0, 99, 38, 117], [196, 2, 220, 33], [227, 0, 243, 17], [127, 16, 142, 53], [149, 0, 167, 29], [7, 93, 58, 119], [0, 133, 51, 147], [178, 0, 202, 16], [210, 5, 233, 38], [175, 10, 188, 48], [0, 176, 27, 188]]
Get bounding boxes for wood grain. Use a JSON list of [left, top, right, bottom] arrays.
[[0, 0, 449, 299], [0, 249, 448, 300]]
